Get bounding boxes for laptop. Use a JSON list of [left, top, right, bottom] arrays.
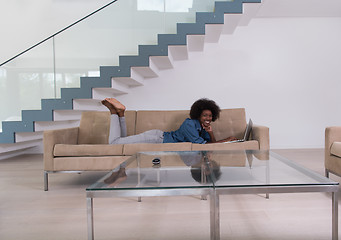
[[226, 118, 253, 143]]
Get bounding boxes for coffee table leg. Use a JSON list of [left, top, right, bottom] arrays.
[[87, 197, 94, 240], [210, 191, 220, 240], [332, 191, 338, 240], [210, 191, 215, 240]]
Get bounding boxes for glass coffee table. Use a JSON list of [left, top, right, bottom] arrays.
[[86, 150, 339, 240]]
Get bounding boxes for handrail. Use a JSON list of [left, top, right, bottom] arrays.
[[0, 0, 119, 67]]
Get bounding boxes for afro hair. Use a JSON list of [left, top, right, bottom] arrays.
[[189, 98, 221, 122]]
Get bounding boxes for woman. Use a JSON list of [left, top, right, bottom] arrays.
[[102, 97, 237, 145], [102, 98, 235, 185]]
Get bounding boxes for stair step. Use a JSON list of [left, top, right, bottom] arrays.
[[222, 13, 243, 34], [35, 120, 80, 132], [205, 24, 224, 43], [150, 56, 174, 70], [113, 77, 143, 87], [239, 2, 262, 26], [73, 99, 107, 111], [15, 132, 43, 143], [0, 140, 41, 154], [53, 110, 84, 121], [92, 87, 129, 100], [168, 45, 188, 61], [54, 109, 109, 122], [187, 35, 205, 52], [111, 78, 131, 92], [131, 59, 159, 78], [113, 68, 145, 87]]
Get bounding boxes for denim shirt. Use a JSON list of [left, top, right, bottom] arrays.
[[163, 118, 210, 144]]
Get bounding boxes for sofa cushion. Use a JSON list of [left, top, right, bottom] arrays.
[[53, 156, 130, 171], [137, 151, 248, 168], [211, 108, 247, 141], [191, 140, 259, 151], [123, 142, 192, 155], [135, 108, 247, 142], [124, 110, 137, 136], [331, 142, 341, 158], [78, 111, 111, 144], [135, 110, 189, 134], [54, 144, 123, 157]]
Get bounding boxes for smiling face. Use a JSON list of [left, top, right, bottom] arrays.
[[199, 109, 213, 128]]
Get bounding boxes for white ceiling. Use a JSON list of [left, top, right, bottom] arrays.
[[256, 0, 341, 17]]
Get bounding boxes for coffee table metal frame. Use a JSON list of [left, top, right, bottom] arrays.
[[86, 151, 339, 240], [87, 187, 216, 240], [212, 185, 338, 240]]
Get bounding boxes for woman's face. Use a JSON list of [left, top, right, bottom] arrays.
[[199, 109, 213, 128]]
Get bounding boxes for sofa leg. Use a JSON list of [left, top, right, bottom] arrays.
[[325, 169, 330, 178], [44, 171, 49, 191]]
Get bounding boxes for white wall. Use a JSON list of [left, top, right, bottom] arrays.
[[117, 17, 341, 149]]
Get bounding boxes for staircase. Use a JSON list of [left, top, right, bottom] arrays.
[[0, 0, 262, 147]]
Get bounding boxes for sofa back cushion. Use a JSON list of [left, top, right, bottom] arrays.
[[78, 111, 111, 144], [123, 142, 192, 155], [124, 110, 137, 136], [135, 110, 189, 134], [212, 108, 247, 140], [135, 108, 247, 141]]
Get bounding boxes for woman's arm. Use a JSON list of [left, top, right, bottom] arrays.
[[203, 125, 216, 143], [180, 119, 208, 144], [202, 124, 237, 143], [213, 136, 238, 143]]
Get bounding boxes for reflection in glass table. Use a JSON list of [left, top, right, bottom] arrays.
[[86, 150, 338, 240]]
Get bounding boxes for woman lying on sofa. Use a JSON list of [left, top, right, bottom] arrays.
[[102, 97, 237, 145]]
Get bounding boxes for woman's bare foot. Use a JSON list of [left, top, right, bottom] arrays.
[[105, 98, 126, 117], [101, 99, 117, 115]]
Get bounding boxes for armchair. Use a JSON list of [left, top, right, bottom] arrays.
[[325, 126, 341, 178]]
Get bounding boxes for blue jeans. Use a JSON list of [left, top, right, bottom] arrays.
[[109, 115, 164, 144]]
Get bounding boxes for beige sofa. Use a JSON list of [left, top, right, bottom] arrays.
[[43, 108, 269, 190], [325, 126, 341, 177]]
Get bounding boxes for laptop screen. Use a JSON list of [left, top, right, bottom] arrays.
[[242, 119, 253, 141]]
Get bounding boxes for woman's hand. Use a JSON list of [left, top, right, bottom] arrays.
[[223, 136, 238, 142], [202, 123, 217, 143], [202, 123, 213, 133]]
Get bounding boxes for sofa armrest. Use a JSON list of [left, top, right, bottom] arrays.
[[325, 126, 341, 156], [251, 125, 269, 150], [43, 127, 79, 171]]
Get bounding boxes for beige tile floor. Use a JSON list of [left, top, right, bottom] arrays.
[[0, 149, 340, 240]]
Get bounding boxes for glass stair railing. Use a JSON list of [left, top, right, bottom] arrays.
[[0, 0, 262, 143]]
